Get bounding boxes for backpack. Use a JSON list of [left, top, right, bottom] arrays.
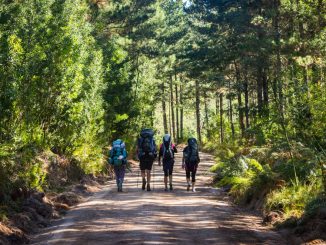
[[109, 139, 126, 167], [162, 134, 173, 161], [138, 129, 156, 159], [186, 138, 199, 168]]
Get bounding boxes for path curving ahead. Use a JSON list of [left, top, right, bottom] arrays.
[[32, 151, 286, 245]]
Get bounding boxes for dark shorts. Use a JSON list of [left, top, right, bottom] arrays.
[[140, 159, 154, 171], [163, 159, 174, 176]]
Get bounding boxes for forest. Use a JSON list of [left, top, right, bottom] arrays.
[[0, 0, 325, 243]]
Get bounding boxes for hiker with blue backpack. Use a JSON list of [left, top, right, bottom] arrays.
[[182, 138, 200, 192], [158, 134, 177, 191], [137, 129, 157, 191], [109, 139, 128, 192]]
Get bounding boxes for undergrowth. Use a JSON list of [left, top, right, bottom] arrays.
[[208, 140, 325, 223]]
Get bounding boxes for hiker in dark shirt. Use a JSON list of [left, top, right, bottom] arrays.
[[158, 134, 177, 191], [182, 138, 200, 192], [136, 129, 157, 191]]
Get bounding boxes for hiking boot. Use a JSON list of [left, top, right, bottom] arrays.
[[142, 179, 146, 190], [147, 184, 151, 191], [169, 184, 173, 191]]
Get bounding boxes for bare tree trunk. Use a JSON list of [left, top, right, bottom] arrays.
[[175, 83, 179, 143], [180, 82, 184, 141], [244, 73, 250, 129], [162, 81, 168, 134], [215, 92, 219, 116], [228, 80, 235, 138], [195, 80, 202, 144], [274, 0, 293, 158], [257, 66, 263, 115], [262, 68, 269, 115], [235, 63, 245, 136], [204, 90, 210, 139], [168, 81, 172, 135], [219, 93, 224, 143], [170, 75, 176, 142]]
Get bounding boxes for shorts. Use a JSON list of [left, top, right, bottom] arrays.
[[140, 159, 154, 171], [163, 159, 174, 176]]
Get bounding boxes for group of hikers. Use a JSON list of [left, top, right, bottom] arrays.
[[108, 128, 200, 193]]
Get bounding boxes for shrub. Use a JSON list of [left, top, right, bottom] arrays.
[[265, 180, 323, 218]]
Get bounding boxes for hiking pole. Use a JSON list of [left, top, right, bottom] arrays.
[[153, 161, 155, 191]]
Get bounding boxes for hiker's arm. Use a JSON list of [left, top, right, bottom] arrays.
[[108, 150, 113, 165], [123, 149, 128, 164]]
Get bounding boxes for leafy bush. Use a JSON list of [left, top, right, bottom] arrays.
[[265, 181, 323, 218]]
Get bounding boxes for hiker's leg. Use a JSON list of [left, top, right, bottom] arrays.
[[164, 168, 168, 190], [146, 169, 151, 183], [114, 167, 119, 186], [169, 162, 174, 186], [141, 166, 146, 190], [146, 169, 151, 191], [191, 169, 197, 192], [191, 168, 197, 183], [169, 170, 173, 190], [186, 170, 191, 191], [121, 166, 126, 184], [118, 167, 124, 191]]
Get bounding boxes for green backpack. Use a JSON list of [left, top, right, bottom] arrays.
[[109, 139, 126, 167]]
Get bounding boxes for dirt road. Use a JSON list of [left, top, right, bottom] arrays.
[[32, 152, 286, 245]]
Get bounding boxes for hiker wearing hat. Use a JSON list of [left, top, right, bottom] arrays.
[[158, 134, 177, 191], [182, 138, 200, 192]]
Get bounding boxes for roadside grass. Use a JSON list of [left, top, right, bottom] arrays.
[[209, 142, 325, 223]]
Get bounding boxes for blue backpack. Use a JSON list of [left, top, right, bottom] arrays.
[[109, 139, 127, 167]]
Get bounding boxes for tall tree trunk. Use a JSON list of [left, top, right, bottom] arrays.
[[262, 68, 269, 115], [180, 82, 184, 141], [235, 62, 245, 136], [162, 81, 168, 134], [228, 80, 235, 138], [274, 0, 284, 118], [204, 90, 210, 139], [274, 0, 293, 157], [215, 91, 219, 116], [219, 93, 224, 143], [257, 65, 263, 115], [175, 83, 179, 143], [170, 75, 176, 142], [244, 73, 250, 129], [195, 80, 202, 144]]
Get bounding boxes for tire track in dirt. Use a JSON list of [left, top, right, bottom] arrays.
[[32, 152, 286, 245]]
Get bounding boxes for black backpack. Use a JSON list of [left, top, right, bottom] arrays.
[[138, 129, 155, 158], [162, 135, 173, 161], [186, 138, 199, 167]]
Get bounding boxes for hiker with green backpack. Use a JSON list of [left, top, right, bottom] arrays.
[[109, 139, 128, 192], [137, 128, 157, 191], [182, 138, 200, 192]]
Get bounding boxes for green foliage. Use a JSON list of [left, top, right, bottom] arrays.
[[265, 181, 323, 218]]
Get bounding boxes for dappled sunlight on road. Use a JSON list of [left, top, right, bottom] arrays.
[[32, 152, 285, 245]]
